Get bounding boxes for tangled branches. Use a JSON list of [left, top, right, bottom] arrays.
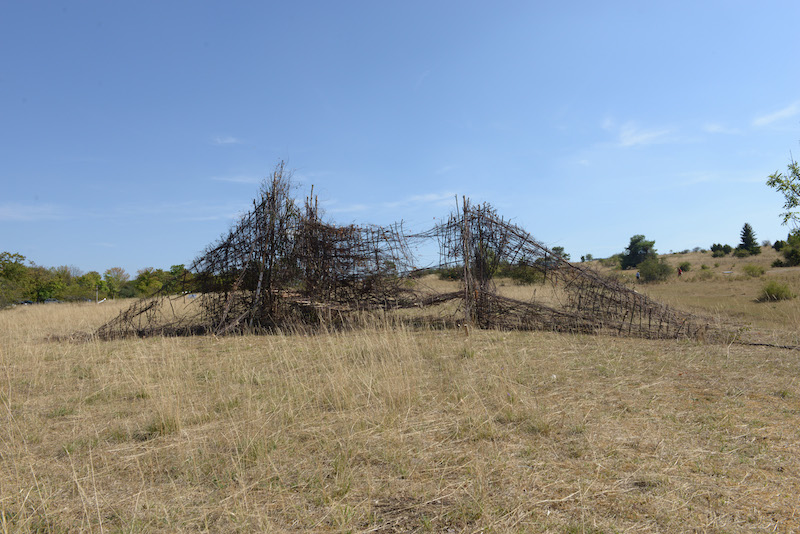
[[96, 164, 722, 342]]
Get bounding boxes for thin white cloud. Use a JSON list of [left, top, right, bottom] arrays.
[[703, 123, 741, 135], [178, 214, 240, 222], [675, 169, 766, 187], [384, 191, 456, 209], [212, 135, 242, 145], [211, 175, 261, 184], [112, 200, 249, 223], [293, 170, 331, 181], [325, 203, 369, 214], [406, 192, 456, 206], [602, 118, 672, 147], [676, 171, 719, 186], [0, 203, 64, 221], [435, 165, 456, 175], [753, 101, 800, 127], [617, 122, 672, 147], [321, 191, 456, 215]]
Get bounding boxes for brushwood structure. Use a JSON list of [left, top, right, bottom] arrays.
[[96, 163, 722, 341]]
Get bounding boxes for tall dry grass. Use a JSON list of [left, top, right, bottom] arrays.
[[2, 292, 800, 532]]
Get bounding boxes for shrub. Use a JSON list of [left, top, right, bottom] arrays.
[[599, 254, 622, 269], [732, 248, 751, 258], [495, 262, 545, 285], [437, 266, 462, 281], [758, 281, 795, 302], [742, 264, 765, 278], [694, 269, 714, 281], [772, 232, 800, 267], [781, 245, 800, 267], [507, 265, 544, 285], [638, 257, 672, 283], [710, 243, 733, 257], [701, 264, 710, 270], [678, 261, 691, 272]]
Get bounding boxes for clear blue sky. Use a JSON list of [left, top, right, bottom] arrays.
[[2, 1, 799, 276]]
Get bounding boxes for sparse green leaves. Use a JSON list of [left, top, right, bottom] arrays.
[[766, 157, 800, 228]]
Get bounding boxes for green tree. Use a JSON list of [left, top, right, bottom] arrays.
[[0, 252, 30, 307], [164, 264, 192, 294], [135, 267, 164, 296], [77, 271, 107, 300], [119, 280, 138, 298], [737, 223, 761, 255], [551, 246, 570, 261], [27, 265, 64, 302], [773, 230, 800, 267], [621, 235, 657, 270], [51, 265, 87, 300], [766, 152, 800, 267], [104, 267, 129, 298], [766, 155, 800, 228]]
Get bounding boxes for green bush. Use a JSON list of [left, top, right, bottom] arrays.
[[506, 264, 544, 285], [710, 243, 732, 257], [733, 248, 752, 258], [437, 266, 463, 281], [678, 261, 691, 272], [782, 246, 800, 267], [638, 257, 672, 283], [742, 264, 765, 278], [494, 262, 545, 285], [758, 281, 795, 301]]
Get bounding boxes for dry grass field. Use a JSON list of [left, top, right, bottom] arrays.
[[2, 258, 800, 533], [598, 249, 800, 339]]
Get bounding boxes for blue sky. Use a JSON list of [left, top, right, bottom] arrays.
[[2, 1, 799, 275]]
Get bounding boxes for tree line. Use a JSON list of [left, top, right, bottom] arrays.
[[0, 254, 192, 308]]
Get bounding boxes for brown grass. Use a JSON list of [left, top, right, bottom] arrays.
[[2, 281, 800, 532]]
